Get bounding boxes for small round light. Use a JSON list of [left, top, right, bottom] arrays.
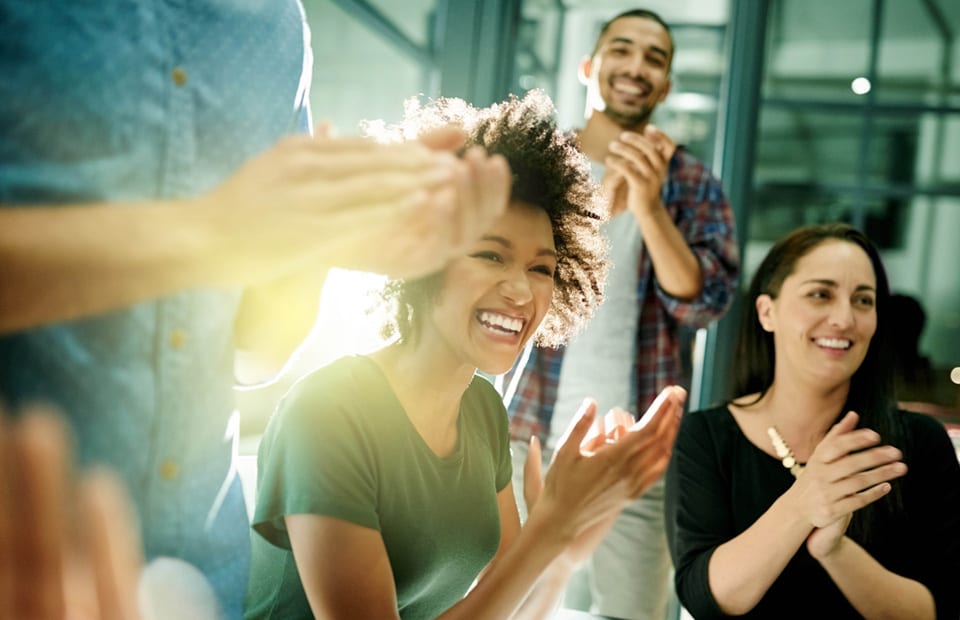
[[851, 77, 871, 95], [951, 367, 960, 385]]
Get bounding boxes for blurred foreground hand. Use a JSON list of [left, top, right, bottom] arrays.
[[0, 406, 220, 620]]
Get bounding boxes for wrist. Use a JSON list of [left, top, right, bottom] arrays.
[[523, 501, 576, 554], [812, 535, 849, 562]]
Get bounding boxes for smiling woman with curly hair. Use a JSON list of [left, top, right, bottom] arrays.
[[374, 89, 609, 349], [245, 90, 686, 620]]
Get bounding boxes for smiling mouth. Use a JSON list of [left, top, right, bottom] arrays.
[[477, 311, 524, 336], [611, 77, 651, 97], [814, 337, 852, 350]]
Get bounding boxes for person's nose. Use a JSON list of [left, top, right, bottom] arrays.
[[499, 268, 533, 306], [828, 300, 855, 330], [624, 52, 648, 77]]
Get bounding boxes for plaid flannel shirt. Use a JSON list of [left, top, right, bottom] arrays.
[[502, 147, 739, 444]]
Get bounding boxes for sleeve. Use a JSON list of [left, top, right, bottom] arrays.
[[903, 413, 960, 619], [251, 372, 380, 550], [655, 154, 740, 328], [664, 409, 733, 620]]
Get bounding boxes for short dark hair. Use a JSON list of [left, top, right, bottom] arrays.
[[592, 8, 674, 60], [369, 90, 608, 349], [734, 223, 903, 542]]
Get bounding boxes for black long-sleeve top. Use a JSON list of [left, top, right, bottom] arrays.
[[665, 406, 960, 619]]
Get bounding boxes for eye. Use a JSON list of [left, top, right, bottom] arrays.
[[807, 289, 830, 300], [854, 294, 875, 308], [531, 264, 555, 278], [471, 251, 503, 264], [647, 54, 666, 67]]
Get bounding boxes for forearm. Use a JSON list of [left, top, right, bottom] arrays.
[[438, 511, 569, 620], [817, 537, 935, 619], [634, 205, 702, 300], [0, 201, 223, 333], [511, 557, 574, 620], [708, 494, 811, 615]]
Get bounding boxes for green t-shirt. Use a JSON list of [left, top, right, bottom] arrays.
[[244, 355, 513, 619]]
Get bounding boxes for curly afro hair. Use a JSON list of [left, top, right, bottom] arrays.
[[368, 89, 608, 348]]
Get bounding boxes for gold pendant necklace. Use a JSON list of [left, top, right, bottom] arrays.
[[767, 426, 805, 478]]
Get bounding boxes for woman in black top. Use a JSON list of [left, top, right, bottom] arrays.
[[666, 223, 960, 619]]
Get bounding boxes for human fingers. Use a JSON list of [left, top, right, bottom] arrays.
[[450, 147, 511, 253], [82, 469, 143, 620], [553, 399, 598, 464], [14, 409, 70, 620], [580, 410, 607, 455], [631, 386, 685, 433], [830, 455, 907, 498], [604, 408, 635, 443], [417, 125, 467, 152], [273, 134, 456, 181], [828, 479, 895, 517], [641, 125, 678, 160], [605, 145, 655, 186], [812, 427, 884, 465], [612, 133, 664, 173], [523, 437, 544, 515]]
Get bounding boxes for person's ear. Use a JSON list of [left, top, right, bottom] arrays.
[[756, 294, 775, 332], [577, 55, 594, 86]]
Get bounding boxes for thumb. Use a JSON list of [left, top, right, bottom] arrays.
[[523, 436, 543, 514]]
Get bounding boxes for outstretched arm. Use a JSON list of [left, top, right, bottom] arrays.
[[1, 129, 510, 335], [289, 390, 683, 620]]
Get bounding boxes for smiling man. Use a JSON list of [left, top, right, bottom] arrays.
[[504, 8, 740, 620]]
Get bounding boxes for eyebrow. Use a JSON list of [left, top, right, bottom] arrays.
[[801, 278, 876, 292], [607, 37, 670, 61], [481, 234, 557, 258]]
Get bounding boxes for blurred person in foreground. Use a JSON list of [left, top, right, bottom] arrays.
[[0, 3, 509, 617]]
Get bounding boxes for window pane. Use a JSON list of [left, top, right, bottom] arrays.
[[763, 0, 873, 101], [882, 195, 960, 408], [875, 0, 955, 105], [755, 107, 865, 186], [367, 0, 437, 48], [304, 0, 428, 130]]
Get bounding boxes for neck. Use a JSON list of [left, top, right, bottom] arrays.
[[374, 336, 476, 430], [760, 378, 851, 458], [578, 109, 647, 164]]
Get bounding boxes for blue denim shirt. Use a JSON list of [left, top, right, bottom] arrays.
[[0, 2, 312, 616]]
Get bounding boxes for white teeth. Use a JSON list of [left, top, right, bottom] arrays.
[[815, 338, 852, 350], [478, 311, 523, 334], [613, 79, 648, 95]]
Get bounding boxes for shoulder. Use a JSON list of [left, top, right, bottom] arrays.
[[463, 374, 509, 433], [264, 356, 387, 437], [670, 147, 717, 183], [897, 410, 956, 453], [668, 147, 727, 207], [678, 404, 738, 445]]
